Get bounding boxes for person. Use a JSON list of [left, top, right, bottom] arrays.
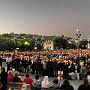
[[50, 78, 60, 89], [41, 76, 50, 88], [34, 74, 41, 87], [7, 70, 13, 83], [32, 74, 41, 90], [60, 79, 74, 90], [0, 67, 8, 90], [78, 78, 90, 90], [0, 57, 3, 68], [23, 74, 33, 85], [12, 73, 22, 82], [63, 63, 70, 79], [46, 60, 53, 77]]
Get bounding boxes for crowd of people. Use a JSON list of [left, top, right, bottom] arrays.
[[0, 49, 90, 89], [0, 67, 90, 90], [0, 49, 90, 79]]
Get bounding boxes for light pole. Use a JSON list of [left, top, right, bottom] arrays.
[[76, 29, 81, 62]]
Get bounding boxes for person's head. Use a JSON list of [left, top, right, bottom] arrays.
[[63, 79, 70, 85], [8, 70, 13, 75], [2, 67, 5, 71], [26, 74, 29, 78], [43, 76, 48, 83], [83, 78, 89, 85], [35, 74, 39, 80], [53, 79, 58, 84]]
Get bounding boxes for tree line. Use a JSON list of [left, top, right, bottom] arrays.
[[0, 34, 89, 51]]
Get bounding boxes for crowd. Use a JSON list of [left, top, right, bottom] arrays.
[[0, 67, 90, 90], [0, 49, 90, 89], [0, 49, 90, 79]]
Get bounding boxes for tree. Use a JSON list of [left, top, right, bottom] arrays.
[[54, 36, 68, 49], [0, 38, 18, 51], [79, 40, 88, 49], [1, 33, 12, 38]]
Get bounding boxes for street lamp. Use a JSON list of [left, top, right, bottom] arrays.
[[76, 29, 81, 39], [24, 41, 29, 50], [34, 46, 37, 51], [76, 29, 81, 62], [24, 41, 29, 45]]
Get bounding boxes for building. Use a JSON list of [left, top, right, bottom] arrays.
[[43, 40, 54, 50]]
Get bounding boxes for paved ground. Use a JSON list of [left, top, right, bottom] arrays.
[[20, 73, 83, 90]]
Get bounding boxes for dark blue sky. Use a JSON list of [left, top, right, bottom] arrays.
[[0, 0, 90, 38]]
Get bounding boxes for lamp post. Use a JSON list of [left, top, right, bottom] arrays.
[[76, 29, 81, 62], [76, 29, 81, 39]]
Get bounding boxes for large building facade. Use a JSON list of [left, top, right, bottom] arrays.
[[43, 40, 54, 50]]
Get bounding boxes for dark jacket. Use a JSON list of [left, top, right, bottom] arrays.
[[60, 80, 74, 90], [1, 70, 8, 85], [12, 76, 22, 82], [60, 84, 74, 90], [78, 84, 90, 90]]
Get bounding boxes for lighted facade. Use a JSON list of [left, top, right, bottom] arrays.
[[43, 40, 54, 50]]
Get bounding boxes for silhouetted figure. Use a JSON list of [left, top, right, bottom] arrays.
[[12, 73, 22, 82], [0, 57, 3, 68], [50, 79, 60, 89], [1, 67, 8, 90], [34, 74, 41, 87], [78, 78, 90, 90], [32, 74, 41, 90], [60, 79, 74, 90]]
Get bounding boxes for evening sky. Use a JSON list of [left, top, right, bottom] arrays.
[[0, 0, 90, 39]]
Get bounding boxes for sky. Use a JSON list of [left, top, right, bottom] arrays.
[[0, 0, 90, 39]]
